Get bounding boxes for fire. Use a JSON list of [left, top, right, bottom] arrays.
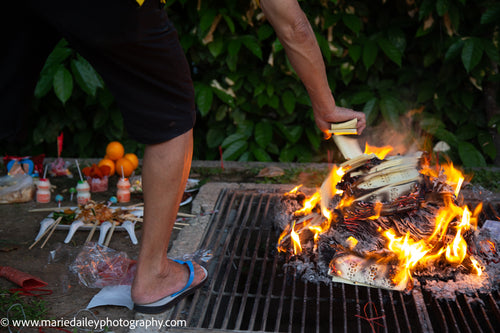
[[295, 192, 321, 216], [420, 161, 466, 197], [290, 222, 302, 255], [278, 143, 485, 289], [384, 230, 431, 284], [364, 143, 393, 160]]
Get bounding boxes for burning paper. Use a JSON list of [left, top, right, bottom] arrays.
[[275, 147, 493, 292]]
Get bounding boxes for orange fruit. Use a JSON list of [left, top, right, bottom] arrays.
[[124, 153, 139, 170], [115, 157, 135, 178], [106, 141, 124, 161], [98, 158, 116, 177]]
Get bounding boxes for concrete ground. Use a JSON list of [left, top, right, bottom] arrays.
[[0, 160, 327, 333]]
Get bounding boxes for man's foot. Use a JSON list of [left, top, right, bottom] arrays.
[[131, 258, 207, 313]]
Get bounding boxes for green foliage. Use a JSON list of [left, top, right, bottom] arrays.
[[3, 0, 499, 167]]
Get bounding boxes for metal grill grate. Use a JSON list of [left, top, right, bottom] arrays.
[[169, 189, 500, 332]]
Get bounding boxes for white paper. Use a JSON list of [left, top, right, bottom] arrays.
[[87, 285, 133, 310]]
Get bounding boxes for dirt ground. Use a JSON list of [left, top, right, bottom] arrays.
[[0, 174, 193, 333]]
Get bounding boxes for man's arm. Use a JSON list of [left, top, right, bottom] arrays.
[[260, 0, 366, 134]]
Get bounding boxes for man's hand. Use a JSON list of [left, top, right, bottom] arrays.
[[260, 0, 366, 136], [314, 106, 366, 135]]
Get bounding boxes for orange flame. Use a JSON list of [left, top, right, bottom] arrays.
[[295, 192, 321, 216], [291, 222, 302, 255], [364, 143, 393, 160], [384, 230, 431, 285], [470, 256, 483, 276]]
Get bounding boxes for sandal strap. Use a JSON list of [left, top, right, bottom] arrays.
[[170, 259, 195, 297]]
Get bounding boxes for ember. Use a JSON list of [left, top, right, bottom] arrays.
[[275, 148, 499, 296]]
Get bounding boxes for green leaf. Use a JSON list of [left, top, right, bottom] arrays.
[[482, 40, 500, 64], [34, 73, 54, 98], [436, 0, 450, 16], [351, 91, 375, 105], [221, 133, 247, 148], [478, 131, 496, 160], [255, 121, 273, 148], [195, 83, 213, 116], [222, 139, 248, 160], [363, 98, 378, 125], [71, 56, 102, 97], [241, 35, 262, 59], [257, 24, 274, 41], [222, 14, 236, 33], [305, 127, 321, 150], [379, 96, 401, 127], [53, 65, 73, 104], [444, 39, 464, 61], [228, 39, 242, 57], [342, 14, 362, 34], [419, 0, 434, 20], [199, 9, 217, 33], [282, 90, 296, 114], [377, 37, 402, 66], [480, 4, 500, 25], [251, 146, 272, 162], [41, 42, 72, 73], [434, 128, 459, 147], [458, 141, 486, 167], [348, 44, 362, 63], [93, 109, 108, 129], [206, 127, 225, 148], [461, 38, 483, 72], [286, 125, 303, 144], [363, 40, 378, 70], [279, 145, 296, 162], [208, 38, 224, 58]]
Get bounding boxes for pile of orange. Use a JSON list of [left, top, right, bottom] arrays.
[[98, 141, 139, 178]]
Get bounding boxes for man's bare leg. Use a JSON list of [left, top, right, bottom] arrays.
[[131, 129, 206, 305]]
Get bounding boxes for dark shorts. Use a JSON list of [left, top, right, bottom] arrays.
[[1, 0, 195, 144]]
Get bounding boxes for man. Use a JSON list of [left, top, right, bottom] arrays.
[[1, 0, 365, 314]]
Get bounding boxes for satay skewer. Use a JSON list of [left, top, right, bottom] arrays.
[[86, 221, 99, 244], [28, 217, 61, 249], [40, 216, 63, 249], [104, 220, 117, 247]]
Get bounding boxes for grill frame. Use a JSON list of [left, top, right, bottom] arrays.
[[169, 188, 500, 333]]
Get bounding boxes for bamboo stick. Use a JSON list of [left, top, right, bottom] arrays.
[[40, 216, 63, 249], [86, 221, 99, 244], [104, 221, 117, 247]]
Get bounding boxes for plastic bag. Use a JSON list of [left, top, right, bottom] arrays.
[[69, 242, 136, 288], [0, 174, 35, 204]]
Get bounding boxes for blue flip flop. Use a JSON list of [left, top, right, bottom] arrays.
[[133, 259, 208, 314]]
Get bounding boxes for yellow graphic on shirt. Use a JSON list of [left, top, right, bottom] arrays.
[[136, 0, 166, 6]]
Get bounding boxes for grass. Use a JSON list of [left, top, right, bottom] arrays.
[[0, 288, 47, 323]]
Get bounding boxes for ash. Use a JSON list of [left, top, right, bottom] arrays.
[[273, 155, 500, 299]]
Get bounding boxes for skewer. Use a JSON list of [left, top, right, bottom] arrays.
[[29, 218, 58, 249], [86, 221, 99, 243], [40, 216, 63, 248], [104, 220, 117, 247], [29, 206, 76, 213]]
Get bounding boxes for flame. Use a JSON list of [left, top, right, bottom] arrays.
[[346, 236, 358, 249], [364, 143, 393, 160], [384, 230, 431, 284], [420, 161, 466, 197], [278, 143, 483, 288], [470, 256, 483, 276], [368, 202, 383, 220], [287, 185, 302, 195], [295, 192, 321, 216], [290, 222, 302, 255]]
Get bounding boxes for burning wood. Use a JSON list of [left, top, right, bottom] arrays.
[[275, 146, 496, 293]]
